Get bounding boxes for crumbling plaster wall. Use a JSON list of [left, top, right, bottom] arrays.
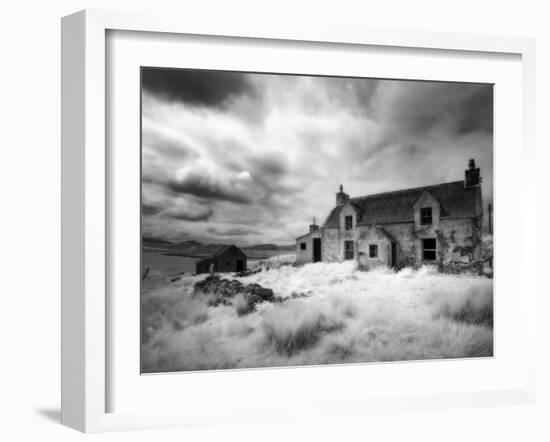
[[295, 230, 321, 265]]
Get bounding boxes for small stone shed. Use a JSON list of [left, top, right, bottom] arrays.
[[195, 245, 247, 274]]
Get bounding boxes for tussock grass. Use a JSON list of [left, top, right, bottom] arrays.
[[141, 286, 212, 344], [262, 301, 344, 356], [430, 284, 493, 326], [233, 293, 254, 316], [397, 267, 415, 278], [141, 262, 493, 373], [417, 265, 439, 277], [329, 295, 358, 319]]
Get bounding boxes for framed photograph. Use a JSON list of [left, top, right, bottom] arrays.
[[61, 9, 537, 432]]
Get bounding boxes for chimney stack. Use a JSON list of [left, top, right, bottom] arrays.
[[336, 184, 349, 206], [309, 216, 319, 233], [465, 159, 481, 187]]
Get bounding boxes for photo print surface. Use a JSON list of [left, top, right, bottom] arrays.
[[140, 68, 494, 373]]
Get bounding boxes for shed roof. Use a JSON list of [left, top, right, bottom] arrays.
[[196, 244, 247, 263], [324, 181, 481, 227]]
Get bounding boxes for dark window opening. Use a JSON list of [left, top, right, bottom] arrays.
[[420, 207, 433, 225], [345, 215, 353, 230], [423, 238, 437, 260], [300, 242, 306, 250], [369, 244, 378, 258], [344, 240, 354, 260]]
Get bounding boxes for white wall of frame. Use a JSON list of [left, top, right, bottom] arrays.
[[1, 1, 549, 441]]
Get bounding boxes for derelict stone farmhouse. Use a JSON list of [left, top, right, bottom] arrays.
[[296, 160, 484, 271]]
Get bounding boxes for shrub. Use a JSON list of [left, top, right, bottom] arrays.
[[368, 265, 395, 276], [329, 295, 358, 319], [464, 327, 493, 357], [233, 293, 254, 316], [262, 301, 343, 356], [417, 265, 438, 276], [431, 284, 493, 326], [141, 287, 212, 344], [192, 311, 209, 325], [397, 267, 415, 278]]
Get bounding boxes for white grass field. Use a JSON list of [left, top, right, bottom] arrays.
[[141, 257, 493, 373]]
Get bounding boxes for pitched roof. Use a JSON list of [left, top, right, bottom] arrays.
[[213, 245, 237, 256], [372, 225, 398, 243], [196, 244, 246, 263], [295, 229, 321, 241], [324, 181, 481, 227]]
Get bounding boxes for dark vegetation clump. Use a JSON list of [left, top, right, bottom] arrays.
[[440, 297, 493, 326], [432, 286, 493, 327], [193, 275, 280, 315], [194, 275, 246, 297], [263, 304, 344, 356]]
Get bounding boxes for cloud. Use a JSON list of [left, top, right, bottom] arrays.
[[455, 85, 493, 134], [316, 76, 380, 115], [142, 122, 200, 161], [142, 203, 163, 215], [142, 68, 256, 107], [163, 205, 213, 222], [248, 153, 289, 178], [371, 81, 493, 141], [166, 168, 254, 204], [237, 171, 252, 180]]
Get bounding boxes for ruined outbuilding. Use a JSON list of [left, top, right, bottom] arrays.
[[296, 160, 485, 272], [195, 245, 247, 274]]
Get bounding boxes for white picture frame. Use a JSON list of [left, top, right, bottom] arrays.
[[61, 9, 537, 433]]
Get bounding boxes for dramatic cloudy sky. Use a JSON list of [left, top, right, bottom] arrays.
[[141, 68, 493, 245]]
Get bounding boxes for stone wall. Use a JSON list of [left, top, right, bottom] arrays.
[[355, 225, 392, 270], [320, 201, 358, 262], [381, 223, 417, 268], [315, 210, 485, 273], [321, 227, 340, 262], [295, 230, 321, 265], [383, 217, 483, 272], [436, 218, 484, 272]]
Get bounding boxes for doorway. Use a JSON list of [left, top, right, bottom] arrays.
[[344, 240, 354, 260], [313, 238, 322, 262], [390, 242, 397, 268], [236, 259, 244, 272]]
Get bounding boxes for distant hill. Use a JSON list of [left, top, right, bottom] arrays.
[[142, 236, 174, 251], [142, 235, 173, 245], [142, 236, 295, 259], [171, 239, 204, 249], [246, 243, 295, 251], [167, 242, 227, 258]]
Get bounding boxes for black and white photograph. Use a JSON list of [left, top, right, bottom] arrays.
[[140, 68, 494, 373]]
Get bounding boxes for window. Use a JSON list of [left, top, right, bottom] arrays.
[[345, 215, 353, 230], [344, 240, 354, 260], [420, 207, 432, 225], [422, 238, 437, 260], [300, 242, 306, 250], [369, 244, 378, 258]]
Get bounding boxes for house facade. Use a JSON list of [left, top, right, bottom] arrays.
[[195, 245, 247, 274], [296, 160, 484, 271]]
